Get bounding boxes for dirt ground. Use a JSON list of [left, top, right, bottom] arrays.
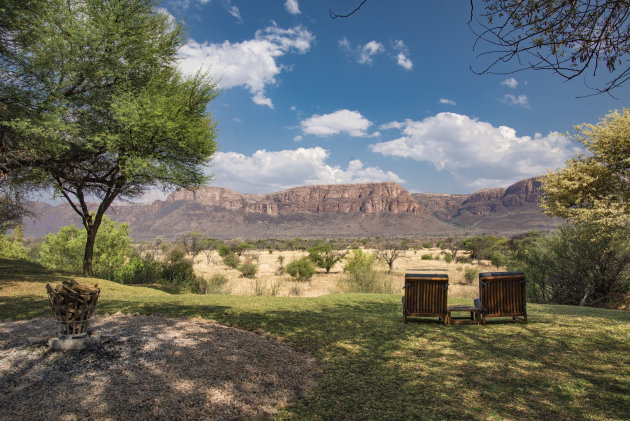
[[190, 248, 498, 299]]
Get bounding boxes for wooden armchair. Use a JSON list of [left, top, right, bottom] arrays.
[[475, 271, 527, 324], [402, 274, 449, 324]]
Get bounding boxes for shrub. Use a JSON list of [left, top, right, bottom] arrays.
[[222, 252, 240, 269], [421, 253, 433, 260], [509, 223, 630, 307], [444, 253, 453, 263], [464, 267, 478, 284], [0, 224, 28, 260], [39, 216, 133, 278], [308, 244, 345, 273], [491, 251, 507, 269], [239, 261, 258, 278], [161, 259, 201, 292], [423, 241, 432, 248], [198, 274, 229, 294], [286, 257, 316, 282], [343, 249, 392, 293]]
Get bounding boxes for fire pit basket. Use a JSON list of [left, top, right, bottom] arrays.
[[46, 280, 100, 339]]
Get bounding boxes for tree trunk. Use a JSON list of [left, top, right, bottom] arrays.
[[83, 224, 97, 276]]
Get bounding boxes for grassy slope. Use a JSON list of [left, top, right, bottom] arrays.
[[1, 258, 629, 420]]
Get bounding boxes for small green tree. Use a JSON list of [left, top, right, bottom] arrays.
[[491, 251, 507, 269], [285, 257, 316, 282], [0, 223, 28, 259], [308, 244, 346, 274]]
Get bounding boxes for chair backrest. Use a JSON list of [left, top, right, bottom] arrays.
[[478, 271, 526, 316], [404, 274, 449, 316]]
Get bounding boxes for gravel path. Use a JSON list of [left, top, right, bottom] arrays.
[[0, 313, 320, 420]]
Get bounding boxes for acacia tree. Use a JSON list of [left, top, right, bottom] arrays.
[[331, 0, 630, 95], [540, 109, 630, 229], [375, 242, 405, 273], [1, 0, 218, 275], [308, 244, 346, 274]]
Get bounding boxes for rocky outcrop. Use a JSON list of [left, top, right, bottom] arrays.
[[411, 193, 467, 219], [166, 182, 424, 216]]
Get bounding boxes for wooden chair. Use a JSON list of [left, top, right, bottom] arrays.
[[402, 274, 449, 324], [475, 271, 527, 324]]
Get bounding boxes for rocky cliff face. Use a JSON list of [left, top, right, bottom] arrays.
[[22, 179, 559, 240], [166, 182, 424, 216]]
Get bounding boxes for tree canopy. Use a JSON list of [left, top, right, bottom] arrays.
[[1, 0, 218, 275], [540, 108, 630, 229]]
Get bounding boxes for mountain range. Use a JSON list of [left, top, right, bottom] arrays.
[[22, 177, 561, 240]]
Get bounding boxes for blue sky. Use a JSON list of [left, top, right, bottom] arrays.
[[150, 0, 628, 198]]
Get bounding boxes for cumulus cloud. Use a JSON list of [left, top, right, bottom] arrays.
[[369, 112, 580, 189], [339, 38, 384, 65], [285, 0, 300, 14], [178, 24, 314, 108], [209, 148, 403, 193], [503, 94, 529, 108], [502, 77, 519, 88], [439, 98, 456, 105], [300, 109, 373, 137], [393, 40, 413, 70]]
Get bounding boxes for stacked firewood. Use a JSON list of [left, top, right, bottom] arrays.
[[46, 280, 100, 335]]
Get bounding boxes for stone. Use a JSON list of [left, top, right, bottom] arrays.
[[48, 331, 101, 351]]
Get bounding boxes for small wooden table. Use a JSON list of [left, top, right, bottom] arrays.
[[446, 305, 481, 325]]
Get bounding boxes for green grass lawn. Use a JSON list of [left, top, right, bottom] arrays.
[[1, 258, 629, 420]]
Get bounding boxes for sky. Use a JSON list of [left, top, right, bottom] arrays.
[[142, 0, 629, 199]]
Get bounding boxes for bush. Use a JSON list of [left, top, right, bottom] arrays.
[[0, 224, 28, 260], [421, 253, 433, 260], [239, 261, 258, 278], [222, 252, 240, 269], [39, 216, 133, 278], [286, 257, 316, 282], [491, 251, 507, 269], [464, 267, 478, 284], [343, 249, 392, 293], [444, 253, 453, 263], [114, 254, 164, 284], [198, 274, 229, 294], [509, 223, 630, 307], [423, 241, 432, 248]]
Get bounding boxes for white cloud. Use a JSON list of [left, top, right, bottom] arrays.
[[178, 24, 314, 108], [502, 77, 519, 88], [339, 38, 384, 65], [209, 148, 403, 193], [379, 121, 405, 130], [301, 109, 373, 137], [293, 135, 303, 142], [285, 0, 300, 14], [227, 5, 242, 22], [393, 40, 413, 70], [369, 112, 580, 189], [503, 94, 529, 108], [439, 98, 456, 105], [396, 53, 413, 70], [358, 41, 385, 64]]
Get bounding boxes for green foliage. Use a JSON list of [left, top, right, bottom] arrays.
[[444, 253, 453, 264], [222, 252, 240, 269], [39, 216, 133, 278], [423, 241, 432, 248], [239, 261, 259, 278], [308, 244, 345, 274], [509, 224, 630, 307], [2, 0, 219, 275], [464, 267, 479, 284], [342, 249, 392, 293], [198, 274, 229, 295], [491, 251, 507, 269], [421, 254, 433, 260], [541, 109, 630, 229], [285, 257, 316, 282], [0, 224, 28, 259], [461, 235, 505, 261]]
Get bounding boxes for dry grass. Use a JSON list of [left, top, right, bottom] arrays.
[[191, 248, 492, 300]]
